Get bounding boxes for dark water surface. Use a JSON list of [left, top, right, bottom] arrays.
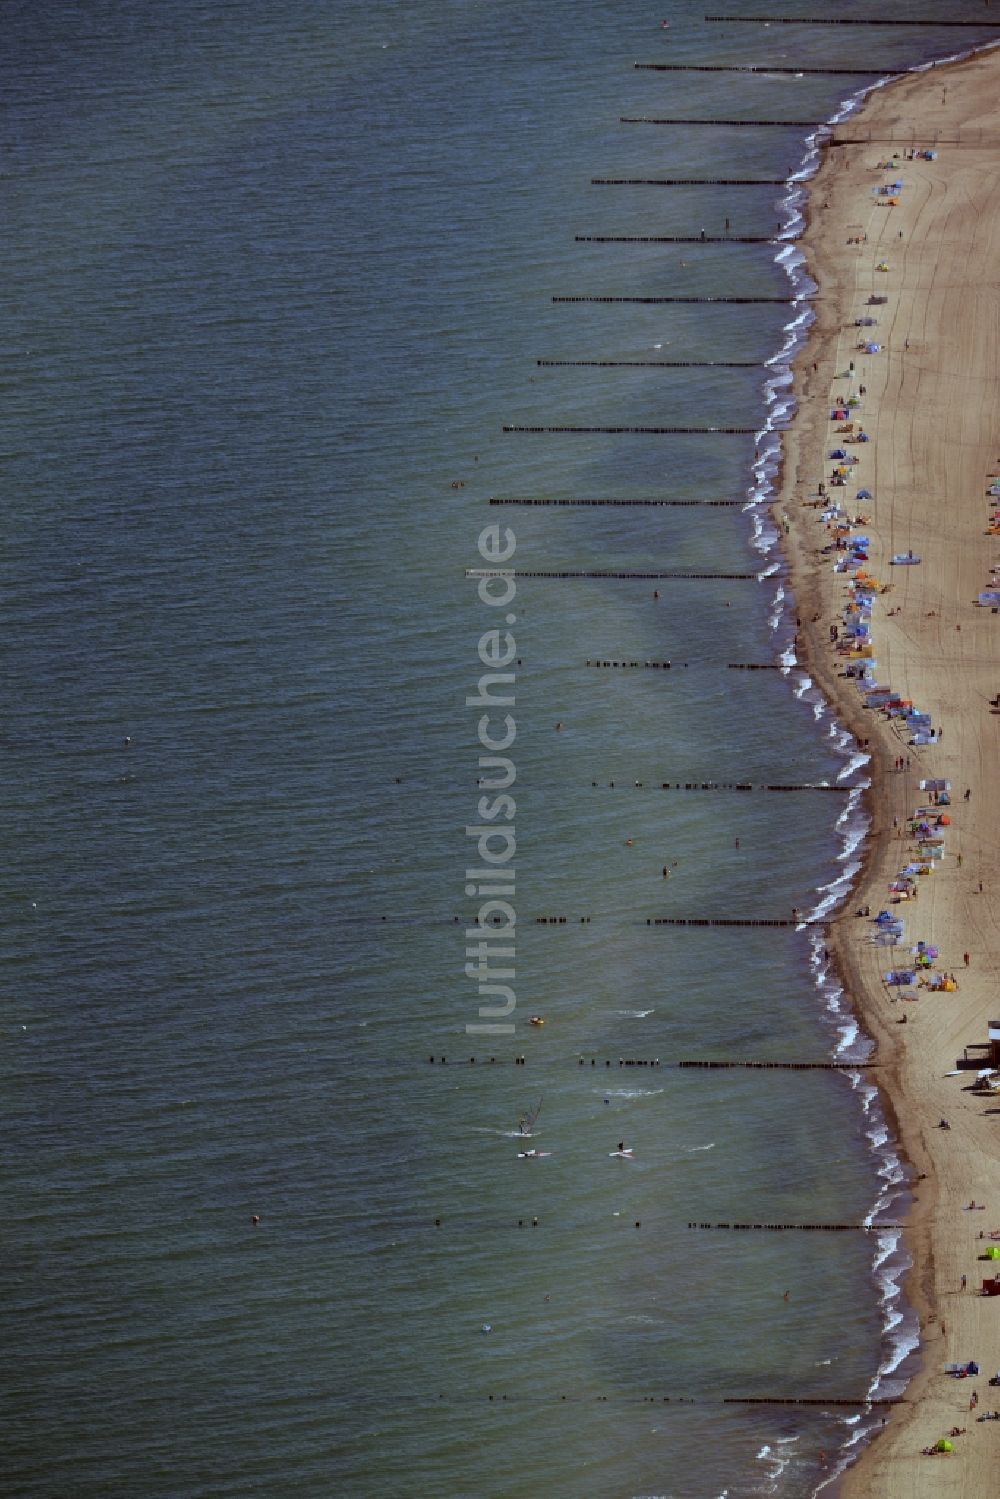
[[4, 3, 998, 1495]]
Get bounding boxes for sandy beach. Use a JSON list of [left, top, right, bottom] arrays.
[[775, 43, 1000, 1497]]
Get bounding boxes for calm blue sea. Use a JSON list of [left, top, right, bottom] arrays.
[[4, 3, 998, 1496]]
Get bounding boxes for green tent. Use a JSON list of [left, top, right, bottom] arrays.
[[985, 1246, 1000, 1260], [934, 1439, 954, 1453]]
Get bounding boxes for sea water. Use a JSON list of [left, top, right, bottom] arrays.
[[3, 3, 998, 1496]]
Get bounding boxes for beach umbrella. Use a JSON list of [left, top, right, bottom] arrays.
[[985, 1247, 1000, 1260], [934, 1439, 953, 1453]]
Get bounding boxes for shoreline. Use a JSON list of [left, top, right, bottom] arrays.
[[770, 44, 1000, 1498]]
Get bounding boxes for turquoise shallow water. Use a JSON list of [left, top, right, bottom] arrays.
[[4, 3, 999, 1496]]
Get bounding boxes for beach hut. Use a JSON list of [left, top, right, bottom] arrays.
[[988, 1022, 1000, 1068]]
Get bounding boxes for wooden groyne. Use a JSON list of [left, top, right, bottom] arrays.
[[649, 911, 825, 924], [586, 659, 777, 668], [426, 1057, 666, 1068], [536, 359, 761, 368], [585, 659, 675, 669], [705, 13, 1000, 26], [726, 1397, 901, 1408], [348, 1390, 899, 1408], [678, 1061, 876, 1070], [502, 425, 758, 435], [552, 295, 794, 304], [649, 782, 851, 792], [689, 1222, 902, 1232], [488, 497, 743, 505], [592, 176, 788, 185], [467, 568, 759, 578], [635, 63, 898, 76], [575, 235, 777, 243], [421, 1056, 874, 1070], [620, 116, 824, 126], [431, 1219, 900, 1233]]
